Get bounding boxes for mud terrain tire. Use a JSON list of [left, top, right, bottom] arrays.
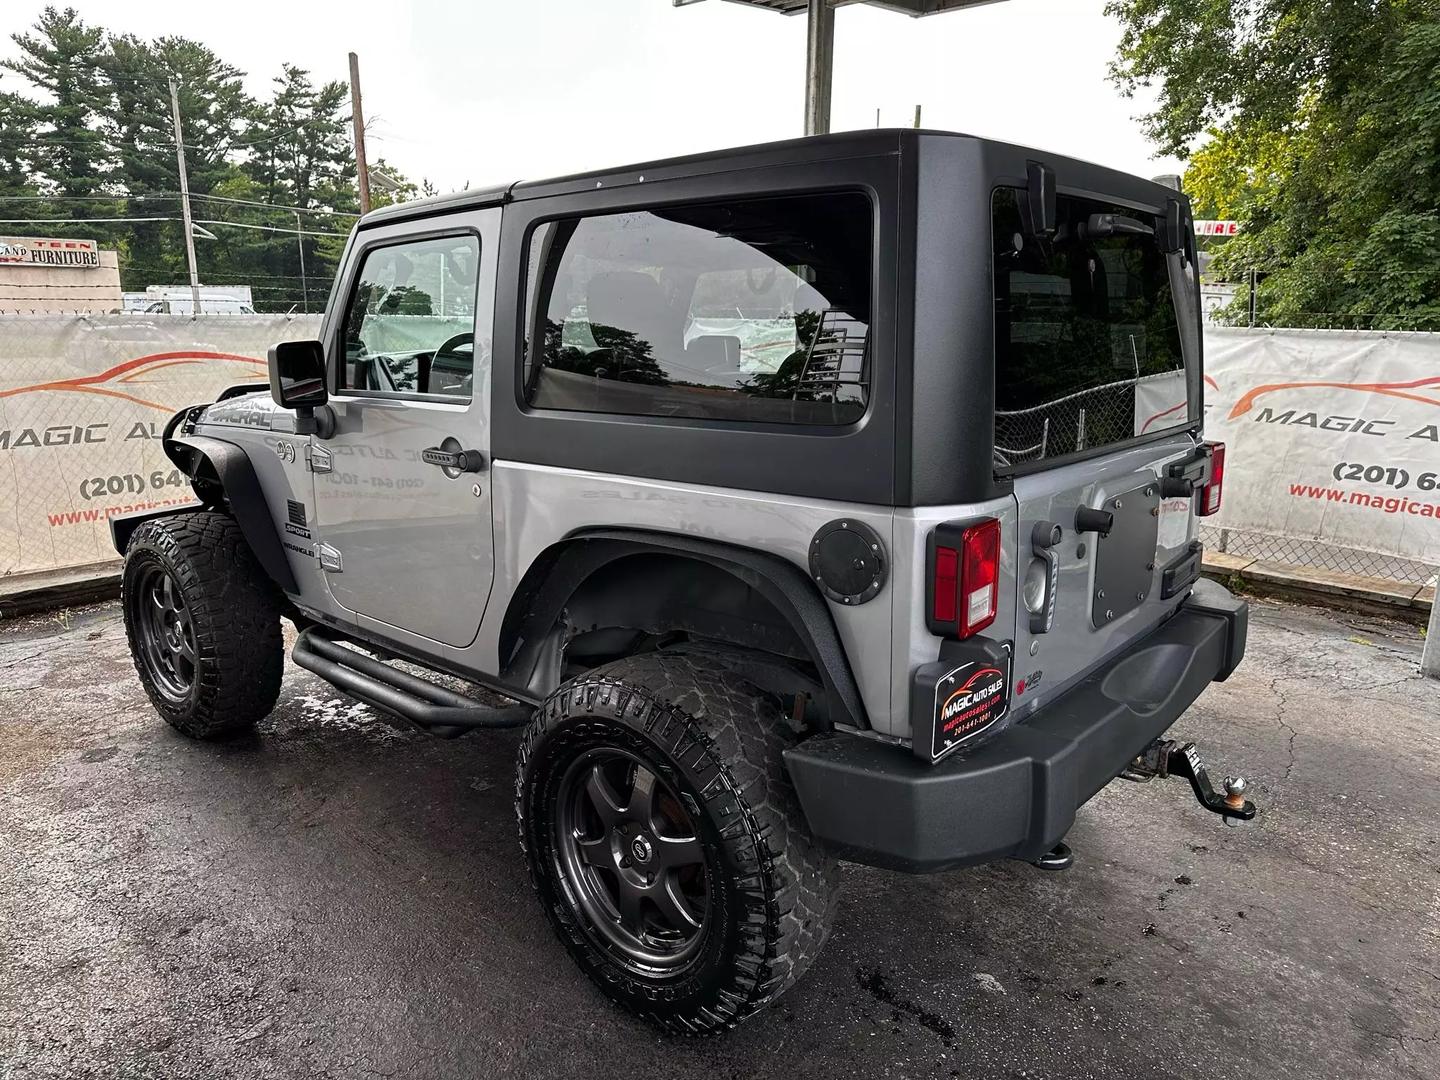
[[121, 511, 283, 738], [516, 652, 839, 1033]]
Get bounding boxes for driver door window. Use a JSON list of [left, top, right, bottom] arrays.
[[340, 234, 481, 399]]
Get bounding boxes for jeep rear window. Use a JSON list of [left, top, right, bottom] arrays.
[[992, 187, 1189, 469], [523, 192, 872, 426]]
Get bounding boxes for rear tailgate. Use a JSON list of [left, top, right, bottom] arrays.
[[1008, 435, 1200, 714], [990, 179, 1206, 715]]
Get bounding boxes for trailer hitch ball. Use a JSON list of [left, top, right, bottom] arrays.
[[1223, 776, 1246, 808], [1120, 739, 1258, 824], [1223, 776, 1248, 826]]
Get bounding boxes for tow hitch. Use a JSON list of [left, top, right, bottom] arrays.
[[1121, 739, 1257, 825]]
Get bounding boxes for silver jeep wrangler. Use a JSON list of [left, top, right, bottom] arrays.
[[113, 130, 1250, 1033]]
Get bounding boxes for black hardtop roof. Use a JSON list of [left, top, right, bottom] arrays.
[[358, 128, 1182, 228]]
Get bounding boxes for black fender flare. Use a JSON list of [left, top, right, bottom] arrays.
[[499, 528, 869, 730], [109, 433, 297, 594]]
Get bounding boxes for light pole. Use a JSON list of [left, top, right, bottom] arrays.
[[1423, 588, 1439, 679], [674, 0, 1010, 136], [294, 211, 308, 314], [804, 0, 835, 136], [168, 77, 202, 315]]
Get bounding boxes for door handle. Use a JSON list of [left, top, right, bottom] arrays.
[[421, 446, 485, 473], [1029, 521, 1061, 635]]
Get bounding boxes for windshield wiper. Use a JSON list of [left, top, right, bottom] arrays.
[[1083, 213, 1155, 239]]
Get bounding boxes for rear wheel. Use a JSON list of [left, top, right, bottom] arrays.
[[516, 652, 839, 1033], [121, 512, 283, 738]]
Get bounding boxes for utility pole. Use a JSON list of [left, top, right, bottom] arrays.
[[168, 77, 202, 316], [1423, 591, 1440, 679], [803, 0, 834, 136], [349, 52, 371, 215], [294, 211, 308, 313]]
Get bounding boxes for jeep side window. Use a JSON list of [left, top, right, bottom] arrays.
[[523, 192, 872, 426], [340, 233, 481, 399], [992, 187, 1187, 468]]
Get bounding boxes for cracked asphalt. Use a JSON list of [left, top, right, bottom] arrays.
[[1, 596, 1437, 1079]]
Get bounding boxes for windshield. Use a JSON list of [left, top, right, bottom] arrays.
[[992, 186, 1193, 470]]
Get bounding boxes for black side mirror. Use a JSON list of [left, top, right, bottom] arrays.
[[268, 339, 327, 408], [268, 339, 330, 435]]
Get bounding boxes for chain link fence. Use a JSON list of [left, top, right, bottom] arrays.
[[1201, 270, 1440, 333], [1199, 524, 1436, 587], [0, 313, 320, 581], [995, 377, 1138, 467]]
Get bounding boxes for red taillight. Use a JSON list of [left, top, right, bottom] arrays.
[[932, 545, 959, 624], [1199, 441, 1225, 516], [929, 517, 1001, 639], [960, 519, 1001, 637]]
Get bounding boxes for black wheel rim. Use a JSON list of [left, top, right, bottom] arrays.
[[553, 747, 710, 974], [131, 564, 197, 703]]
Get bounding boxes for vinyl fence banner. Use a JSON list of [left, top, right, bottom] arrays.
[[0, 313, 320, 580], [1203, 328, 1440, 566]]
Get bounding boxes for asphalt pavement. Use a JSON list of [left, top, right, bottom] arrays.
[[1, 597, 1436, 1080]]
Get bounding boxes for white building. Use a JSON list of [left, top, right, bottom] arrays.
[[0, 236, 122, 313]]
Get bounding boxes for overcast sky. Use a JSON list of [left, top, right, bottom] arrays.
[[1, 0, 1181, 193]]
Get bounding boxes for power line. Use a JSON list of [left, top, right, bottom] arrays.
[[0, 192, 361, 217], [7, 111, 349, 150], [186, 192, 359, 217], [0, 214, 349, 236], [0, 215, 172, 224], [228, 116, 352, 150], [118, 263, 333, 281], [195, 218, 348, 237]]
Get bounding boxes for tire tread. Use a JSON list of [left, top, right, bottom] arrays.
[[515, 651, 839, 1034], [122, 511, 282, 738]]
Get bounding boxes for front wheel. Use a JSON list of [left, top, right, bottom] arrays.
[[121, 511, 283, 738], [515, 652, 839, 1033]]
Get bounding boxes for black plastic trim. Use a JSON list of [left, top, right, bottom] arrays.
[[1182, 575, 1248, 681], [500, 528, 869, 730], [217, 382, 271, 402], [1160, 540, 1204, 600], [159, 433, 298, 594], [109, 504, 202, 555], [783, 582, 1248, 872]]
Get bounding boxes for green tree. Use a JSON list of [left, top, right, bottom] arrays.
[[0, 86, 43, 205], [97, 34, 254, 291], [2, 5, 115, 231], [0, 6, 430, 311], [1108, 0, 1440, 329], [242, 65, 355, 212]]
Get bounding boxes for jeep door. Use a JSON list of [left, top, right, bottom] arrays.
[[310, 207, 500, 647]]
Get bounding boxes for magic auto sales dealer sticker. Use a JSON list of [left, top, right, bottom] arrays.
[[931, 654, 1010, 761]]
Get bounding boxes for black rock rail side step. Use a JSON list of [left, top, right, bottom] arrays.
[[292, 627, 532, 739]]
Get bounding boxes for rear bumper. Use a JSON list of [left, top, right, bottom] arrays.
[[783, 579, 1248, 872]]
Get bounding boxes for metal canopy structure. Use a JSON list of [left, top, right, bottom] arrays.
[[678, 0, 1004, 14], [676, 0, 1008, 134]]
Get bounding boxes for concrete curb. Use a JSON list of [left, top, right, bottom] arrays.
[[0, 561, 122, 620], [1202, 553, 1434, 623]]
